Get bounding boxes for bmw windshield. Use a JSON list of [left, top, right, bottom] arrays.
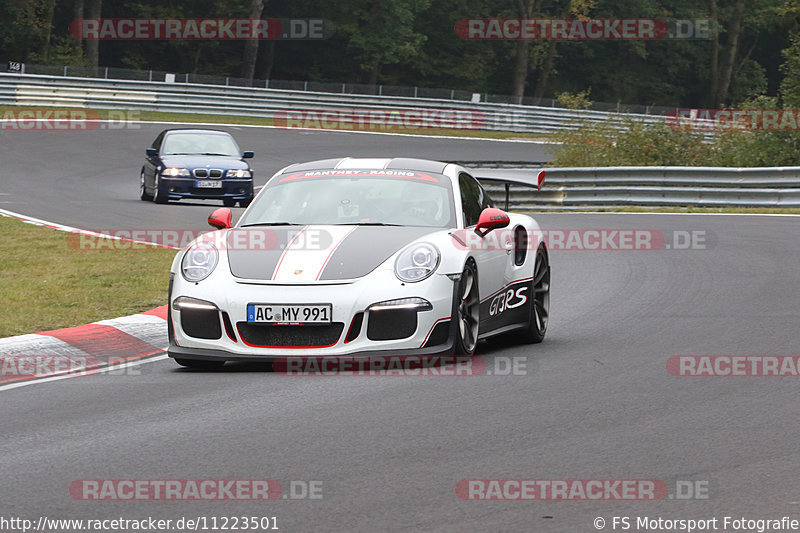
[[240, 170, 456, 228], [161, 132, 241, 157]]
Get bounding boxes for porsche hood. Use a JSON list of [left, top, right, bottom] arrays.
[[225, 225, 436, 282]]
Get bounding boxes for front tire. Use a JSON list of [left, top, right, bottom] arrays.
[[139, 170, 152, 201], [174, 358, 225, 369], [223, 198, 237, 207], [239, 196, 253, 208], [520, 244, 550, 344], [453, 261, 480, 355]]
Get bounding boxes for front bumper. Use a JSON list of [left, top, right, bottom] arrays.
[[168, 268, 458, 361], [160, 177, 253, 200]]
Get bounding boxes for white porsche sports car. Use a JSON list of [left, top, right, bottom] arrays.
[[167, 157, 549, 368]]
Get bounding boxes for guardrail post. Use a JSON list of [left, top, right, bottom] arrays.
[[378, 85, 382, 96], [304, 81, 308, 91], [148, 70, 152, 81], [450, 89, 454, 100], [104, 67, 108, 79], [226, 77, 229, 86], [414, 87, 418, 98], [63, 66, 68, 76], [342, 83, 345, 93]]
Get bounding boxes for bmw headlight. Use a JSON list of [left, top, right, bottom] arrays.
[[181, 243, 218, 282], [163, 167, 190, 177], [226, 169, 252, 178], [394, 242, 440, 283]]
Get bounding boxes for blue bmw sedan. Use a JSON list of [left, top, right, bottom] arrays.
[[140, 129, 255, 207]]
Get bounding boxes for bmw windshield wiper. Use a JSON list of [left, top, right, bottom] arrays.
[[199, 152, 235, 156], [240, 222, 304, 227]]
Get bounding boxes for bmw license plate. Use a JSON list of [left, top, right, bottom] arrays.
[[196, 180, 222, 188], [247, 304, 332, 325]]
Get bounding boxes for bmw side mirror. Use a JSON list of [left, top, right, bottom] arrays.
[[208, 208, 232, 230], [146, 147, 158, 157], [475, 208, 510, 237], [242, 151, 254, 159]]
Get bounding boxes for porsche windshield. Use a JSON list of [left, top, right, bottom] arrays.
[[161, 133, 241, 157], [241, 171, 456, 228]]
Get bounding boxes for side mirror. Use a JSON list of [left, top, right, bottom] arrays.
[[242, 151, 254, 159], [145, 147, 158, 157], [208, 208, 232, 229], [475, 208, 510, 237]]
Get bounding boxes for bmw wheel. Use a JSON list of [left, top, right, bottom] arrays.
[[139, 170, 153, 201], [453, 261, 480, 355]]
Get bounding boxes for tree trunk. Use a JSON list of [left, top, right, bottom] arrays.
[[510, 0, 538, 100], [85, 0, 102, 69], [368, 59, 381, 86], [712, 0, 746, 106], [532, 40, 557, 100], [74, 0, 85, 46], [708, 0, 718, 105], [40, 0, 57, 63], [240, 0, 264, 81], [261, 40, 275, 81]]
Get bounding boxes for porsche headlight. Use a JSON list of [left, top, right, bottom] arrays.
[[226, 169, 252, 178], [163, 167, 190, 177], [181, 243, 218, 282], [394, 242, 440, 283]]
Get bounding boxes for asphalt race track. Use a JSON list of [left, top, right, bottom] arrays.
[[2, 125, 800, 532], [0, 124, 551, 239]]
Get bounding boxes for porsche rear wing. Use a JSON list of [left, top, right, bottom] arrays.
[[474, 170, 546, 211]]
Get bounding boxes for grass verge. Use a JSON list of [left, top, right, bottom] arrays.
[[0, 216, 176, 338]]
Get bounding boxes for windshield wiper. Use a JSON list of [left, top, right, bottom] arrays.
[[240, 222, 304, 227], [199, 152, 234, 156]]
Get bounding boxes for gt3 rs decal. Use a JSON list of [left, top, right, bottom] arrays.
[[488, 286, 529, 316], [479, 278, 533, 333]]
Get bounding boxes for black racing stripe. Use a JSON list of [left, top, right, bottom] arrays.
[[226, 227, 318, 280], [319, 226, 435, 281]]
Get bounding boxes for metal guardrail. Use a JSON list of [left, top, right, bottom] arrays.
[[17, 63, 677, 115], [1, 73, 789, 208], [0, 72, 668, 135], [476, 167, 800, 208]]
